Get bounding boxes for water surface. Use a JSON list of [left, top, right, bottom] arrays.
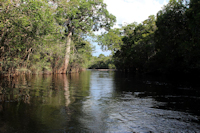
[[0, 70, 200, 132]]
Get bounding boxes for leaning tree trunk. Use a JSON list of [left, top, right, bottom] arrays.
[[58, 32, 72, 74]]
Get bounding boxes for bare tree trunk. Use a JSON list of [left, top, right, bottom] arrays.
[[58, 31, 72, 74]]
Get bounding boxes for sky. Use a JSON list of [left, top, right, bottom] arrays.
[[92, 0, 169, 57]]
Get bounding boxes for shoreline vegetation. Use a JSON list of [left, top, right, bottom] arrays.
[[97, 0, 200, 77], [0, 0, 116, 77], [1, 0, 200, 78]]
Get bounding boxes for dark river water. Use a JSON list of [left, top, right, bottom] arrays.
[[0, 70, 200, 132]]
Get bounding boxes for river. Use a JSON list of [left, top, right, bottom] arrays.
[[0, 70, 200, 132]]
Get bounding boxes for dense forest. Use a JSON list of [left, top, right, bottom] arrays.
[[1, 0, 200, 77], [0, 0, 115, 76], [98, 0, 200, 76]]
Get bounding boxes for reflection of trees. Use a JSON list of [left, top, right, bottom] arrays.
[[64, 76, 70, 107], [0, 71, 93, 132], [55, 74, 71, 108], [0, 75, 31, 105], [0, 74, 73, 108], [69, 72, 91, 101], [0, 74, 71, 132]]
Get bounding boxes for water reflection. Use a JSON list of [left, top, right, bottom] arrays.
[[79, 71, 200, 132], [0, 74, 72, 132], [78, 71, 115, 132], [63, 75, 70, 108], [0, 70, 200, 132]]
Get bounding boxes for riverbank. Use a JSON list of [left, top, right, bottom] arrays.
[[0, 66, 86, 78]]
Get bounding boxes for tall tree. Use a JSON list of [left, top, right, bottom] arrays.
[[55, 0, 116, 73], [153, 0, 190, 74]]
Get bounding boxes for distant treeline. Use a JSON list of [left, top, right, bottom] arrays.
[[89, 54, 115, 69], [97, 0, 200, 76]]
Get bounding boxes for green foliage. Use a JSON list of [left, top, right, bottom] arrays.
[[111, 15, 157, 72], [89, 54, 116, 69], [0, 0, 114, 74], [53, 0, 116, 73], [148, 0, 200, 75], [97, 28, 123, 52], [97, 0, 200, 76], [55, 0, 116, 38], [0, 0, 58, 73], [69, 39, 94, 70]]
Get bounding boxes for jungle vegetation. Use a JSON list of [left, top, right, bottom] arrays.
[[97, 0, 200, 76], [0, 0, 115, 75]]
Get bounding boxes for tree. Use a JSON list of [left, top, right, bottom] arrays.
[[69, 39, 94, 71], [185, 0, 200, 74], [109, 16, 156, 72], [55, 0, 116, 73], [0, 0, 56, 74], [187, 0, 200, 43], [89, 54, 115, 69], [97, 28, 123, 52], [153, 0, 190, 74]]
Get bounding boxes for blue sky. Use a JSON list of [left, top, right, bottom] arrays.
[[92, 0, 169, 57]]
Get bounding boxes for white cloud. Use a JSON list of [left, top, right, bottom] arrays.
[[104, 0, 169, 26]]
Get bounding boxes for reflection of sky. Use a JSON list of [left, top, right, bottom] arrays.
[[92, 42, 111, 57], [78, 70, 200, 132], [80, 71, 115, 132], [89, 71, 114, 99]]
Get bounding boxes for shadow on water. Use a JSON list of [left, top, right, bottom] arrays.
[[113, 72, 200, 116]]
